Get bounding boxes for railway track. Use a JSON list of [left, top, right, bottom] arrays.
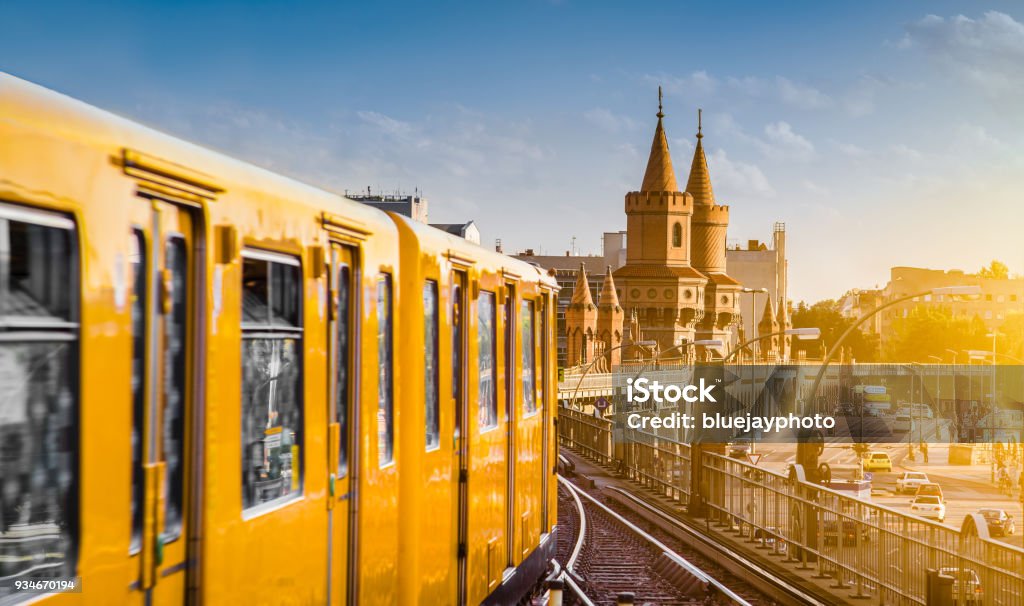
[[555, 476, 764, 605]]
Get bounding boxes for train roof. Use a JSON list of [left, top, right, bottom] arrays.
[[0, 72, 392, 231], [388, 213, 557, 290]]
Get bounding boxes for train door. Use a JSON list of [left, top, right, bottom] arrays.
[[451, 270, 468, 606], [328, 243, 357, 605], [540, 295, 550, 533], [503, 283, 516, 567], [134, 199, 199, 603]]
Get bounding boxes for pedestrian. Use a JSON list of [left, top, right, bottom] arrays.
[[920, 441, 929, 464]]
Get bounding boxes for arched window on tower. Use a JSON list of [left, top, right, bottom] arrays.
[[672, 222, 682, 248]]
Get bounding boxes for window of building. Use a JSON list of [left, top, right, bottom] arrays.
[[672, 222, 682, 248], [424, 281, 440, 450], [985, 294, 993, 301], [377, 276, 394, 466], [1011, 294, 1018, 302], [0, 204, 79, 590], [521, 300, 537, 415], [478, 291, 498, 430], [241, 251, 303, 511]]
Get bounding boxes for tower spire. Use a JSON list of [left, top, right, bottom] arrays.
[[640, 86, 679, 192], [570, 263, 595, 306], [685, 107, 715, 206]]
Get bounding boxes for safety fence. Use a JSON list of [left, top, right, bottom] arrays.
[[557, 404, 1024, 605], [557, 406, 613, 464], [702, 452, 1024, 605]]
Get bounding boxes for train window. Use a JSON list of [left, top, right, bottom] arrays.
[[377, 275, 394, 466], [130, 230, 146, 552], [477, 291, 497, 430], [335, 264, 350, 477], [0, 205, 78, 594], [520, 300, 537, 415], [424, 281, 440, 450], [241, 251, 303, 511], [162, 237, 187, 538]]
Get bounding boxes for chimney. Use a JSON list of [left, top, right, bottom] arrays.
[[748, 239, 759, 251]]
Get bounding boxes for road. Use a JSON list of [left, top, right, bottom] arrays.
[[751, 443, 1024, 548]]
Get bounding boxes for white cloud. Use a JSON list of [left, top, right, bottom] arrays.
[[903, 11, 1024, 99], [650, 70, 719, 96], [890, 143, 922, 160], [583, 107, 638, 133], [835, 141, 868, 157], [763, 121, 816, 161], [707, 149, 775, 198], [801, 179, 831, 197], [776, 77, 832, 110]]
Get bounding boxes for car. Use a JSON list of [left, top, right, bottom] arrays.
[[822, 518, 870, 546], [728, 438, 752, 459], [862, 451, 892, 472], [910, 495, 946, 522], [978, 508, 1016, 536], [939, 567, 983, 604], [896, 471, 929, 493], [915, 482, 943, 500]]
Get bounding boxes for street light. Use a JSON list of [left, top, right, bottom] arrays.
[[927, 355, 943, 434], [804, 285, 982, 415], [723, 327, 821, 363], [740, 287, 769, 361], [946, 349, 959, 441]]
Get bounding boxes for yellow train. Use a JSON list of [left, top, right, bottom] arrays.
[[0, 73, 558, 605]]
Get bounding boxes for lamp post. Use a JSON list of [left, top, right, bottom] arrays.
[[722, 327, 821, 363], [928, 355, 942, 440], [945, 349, 958, 441], [740, 287, 769, 362], [804, 285, 981, 416], [797, 285, 981, 485], [986, 331, 1003, 410], [567, 340, 656, 412]]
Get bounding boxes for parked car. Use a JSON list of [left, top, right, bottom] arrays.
[[978, 508, 1016, 536], [728, 438, 752, 459], [896, 471, 929, 493], [915, 482, 943, 500], [910, 495, 946, 522], [939, 567, 983, 604], [862, 451, 892, 472]]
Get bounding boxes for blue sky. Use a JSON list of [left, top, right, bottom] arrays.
[[3, 1, 1023, 301]]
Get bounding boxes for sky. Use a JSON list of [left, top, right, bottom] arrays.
[[2, 1, 1023, 302]]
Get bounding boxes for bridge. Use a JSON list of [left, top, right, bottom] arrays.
[[557, 404, 1024, 604]]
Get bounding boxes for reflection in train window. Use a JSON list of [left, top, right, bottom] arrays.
[[162, 236, 187, 539], [377, 275, 394, 466], [424, 281, 440, 450], [0, 206, 78, 595], [129, 230, 145, 552], [335, 264, 350, 477], [521, 300, 537, 415], [241, 251, 303, 510], [478, 291, 497, 430]]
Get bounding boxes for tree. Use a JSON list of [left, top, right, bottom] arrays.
[[791, 299, 880, 362], [884, 306, 988, 363], [977, 260, 1009, 280]]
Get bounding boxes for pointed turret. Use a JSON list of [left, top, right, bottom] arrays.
[[640, 87, 679, 193], [685, 109, 716, 207], [598, 267, 620, 308], [596, 267, 624, 367], [570, 263, 594, 306], [566, 264, 598, 367], [777, 296, 791, 361], [758, 297, 780, 361]]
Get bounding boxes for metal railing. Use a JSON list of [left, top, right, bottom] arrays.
[[701, 452, 1024, 605], [557, 406, 614, 464], [619, 428, 691, 506]]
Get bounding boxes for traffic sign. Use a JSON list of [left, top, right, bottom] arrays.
[[746, 453, 761, 466], [594, 396, 610, 411], [863, 472, 873, 482]]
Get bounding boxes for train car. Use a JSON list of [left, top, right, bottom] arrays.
[[0, 72, 557, 606]]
